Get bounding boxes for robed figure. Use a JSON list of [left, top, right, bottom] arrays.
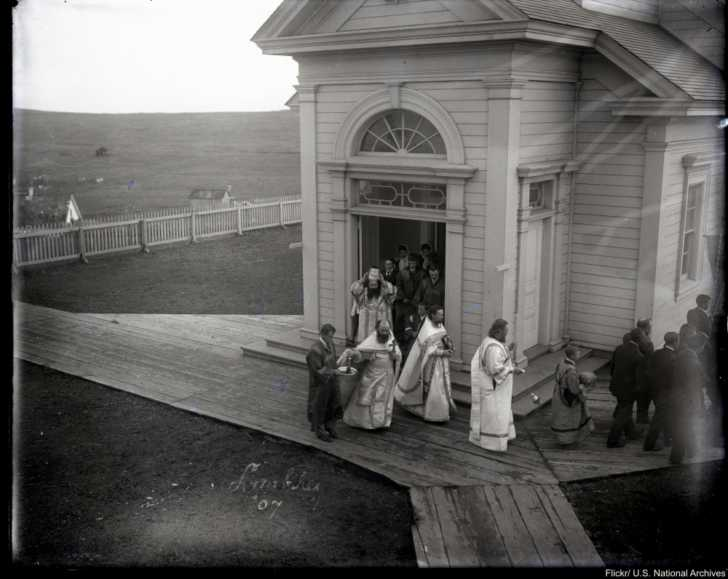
[[550, 346, 595, 445], [394, 306, 456, 422], [337, 321, 402, 430], [350, 267, 397, 344], [469, 319, 525, 452]]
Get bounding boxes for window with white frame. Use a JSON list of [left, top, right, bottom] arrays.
[[359, 110, 446, 157], [680, 182, 703, 281]]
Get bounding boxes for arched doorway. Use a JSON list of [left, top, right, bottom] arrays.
[[321, 88, 475, 369]]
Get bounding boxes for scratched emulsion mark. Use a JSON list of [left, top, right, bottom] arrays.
[[229, 462, 321, 519]]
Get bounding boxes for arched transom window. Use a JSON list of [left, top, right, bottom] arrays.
[[359, 109, 446, 156]]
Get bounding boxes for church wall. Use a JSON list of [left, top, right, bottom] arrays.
[[651, 119, 724, 342], [568, 61, 648, 351]]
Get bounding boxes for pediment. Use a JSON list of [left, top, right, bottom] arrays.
[[275, 0, 516, 38]]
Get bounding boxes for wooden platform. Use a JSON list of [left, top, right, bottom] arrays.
[[14, 302, 724, 567], [410, 484, 603, 567]]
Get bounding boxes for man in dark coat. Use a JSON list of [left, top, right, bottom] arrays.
[[643, 332, 679, 451], [394, 254, 424, 337], [306, 324, 343, 442], [669, 334, 708, 464], [607, 328, 644, 447], [413, 263, 445, 309], [687, 294, 711, 338], [397, 303, 427, 366], [635, 319, 655, 424]]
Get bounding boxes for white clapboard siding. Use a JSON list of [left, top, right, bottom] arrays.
[[339, 0, 462, 32], [650, 135, 725, 339], [581, 0, 659, 22], [567, 72, 646, 351], [659, 1, 724, 68]]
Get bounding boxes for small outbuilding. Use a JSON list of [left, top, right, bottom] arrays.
[[189, 186, 233, 211]]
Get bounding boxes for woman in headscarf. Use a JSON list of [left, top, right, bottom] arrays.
[[550, 345, 595, 445]]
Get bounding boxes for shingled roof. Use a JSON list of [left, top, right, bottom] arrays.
[[509, 0, 724, 101]]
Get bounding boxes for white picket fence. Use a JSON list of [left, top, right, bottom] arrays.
[[13, 197, 302, 267]]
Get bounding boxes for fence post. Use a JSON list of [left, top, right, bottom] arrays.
[[191, 211, 197, 243], [139, 219, 150, 253], [237, 206, 243, 236], [78, 225, 88, 263], [279, 199, 285, 228]]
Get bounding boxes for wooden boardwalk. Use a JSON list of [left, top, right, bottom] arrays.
[[14, 302, 723, 567], [410, 484, 602, 567]]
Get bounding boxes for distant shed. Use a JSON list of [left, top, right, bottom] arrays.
[[189, 186, 233, 211]]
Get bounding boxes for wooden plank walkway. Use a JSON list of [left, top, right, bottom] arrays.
[[14, 302, 556, 487], [410, 484, 603, 567], [14, 303, 724, 567], [519, 379, 724, 482]]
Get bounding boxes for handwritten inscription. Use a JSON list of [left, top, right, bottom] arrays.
[[229, 462, 321, 519]]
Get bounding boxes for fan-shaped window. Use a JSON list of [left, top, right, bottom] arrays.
[[359, 110, 446, 156]]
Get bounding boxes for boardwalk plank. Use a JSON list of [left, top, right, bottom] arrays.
[[409, 488, 450, 567], [510, 485, 573, 567], [483, 485, 542, 567], [453, 486, 510, 567], [429, 486, 481, 567], [535, 486, 604, 567]]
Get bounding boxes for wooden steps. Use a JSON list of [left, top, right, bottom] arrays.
[[410, 484, 603, 568]]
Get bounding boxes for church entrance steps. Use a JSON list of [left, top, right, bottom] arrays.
[[409, 483, 603, 568]]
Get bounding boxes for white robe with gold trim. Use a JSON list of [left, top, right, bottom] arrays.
[[469, 337, 516, 452], [394, 317, 455, 422], [337, 332, 401, 430]]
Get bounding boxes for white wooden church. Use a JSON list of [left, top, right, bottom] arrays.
[[253, 0, 725, 372]]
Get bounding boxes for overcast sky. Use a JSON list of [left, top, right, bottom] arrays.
[[12, 0, 298, 113]]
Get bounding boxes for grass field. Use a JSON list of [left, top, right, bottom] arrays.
[[13, 108, 301, 218]]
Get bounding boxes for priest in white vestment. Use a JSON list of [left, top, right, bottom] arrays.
[[394, 305, 456, 422], [469, 319, 525, 452], [350, 267, 397, 344], [338, 320, 402, 430]]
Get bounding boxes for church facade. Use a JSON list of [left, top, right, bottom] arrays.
[[254, 0, 724, 371]]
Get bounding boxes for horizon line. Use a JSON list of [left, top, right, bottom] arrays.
[[13, 107, 296, 115]]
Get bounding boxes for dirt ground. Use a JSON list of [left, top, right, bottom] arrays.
[[13, 226, 728, 569], [13, 361, 416, 567]]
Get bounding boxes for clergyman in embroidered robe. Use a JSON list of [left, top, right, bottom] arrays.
[[550, 345, 594, 445], [337, 320, 402, 430], [350, 268, 397, 344], [394, 306, 456, 422], [469, 319, 524, 452]]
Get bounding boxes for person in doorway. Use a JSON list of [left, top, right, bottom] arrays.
[[413, 263, 445, 309], [394, 305, 456, 422], [382, 258, 399, 286], [349, 267, 397, 344], [420, 243, 437, 273], [337, 320, 402, 430], [550, 345, 595, 446], [394, 254, 424, 337], [396, 244, 409, 274], [305, 324, 343, 442], [635, 318, 655, 425], [643, 331, 679, 451], [606, 328, 644, 448], [469, 319, 525, 452], [670, 333, 709, 464], [398, 303, 428, 366]]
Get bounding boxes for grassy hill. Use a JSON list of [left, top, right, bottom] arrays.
[[13, 109, 301, 219]]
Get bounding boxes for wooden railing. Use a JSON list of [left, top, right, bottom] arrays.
[[13, 197, 302, 267]]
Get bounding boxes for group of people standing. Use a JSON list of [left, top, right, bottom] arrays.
[[606, 294, 718, 464], [306, 258, 528, 452], [305, 261, 720, 462]]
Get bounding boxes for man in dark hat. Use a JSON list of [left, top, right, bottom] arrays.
[[607, 328, 644, 447], [643, 332, 679, 451], [635, 318, 655, 424], [305, 324, 343, 442], [670, 333, 708, 464]]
